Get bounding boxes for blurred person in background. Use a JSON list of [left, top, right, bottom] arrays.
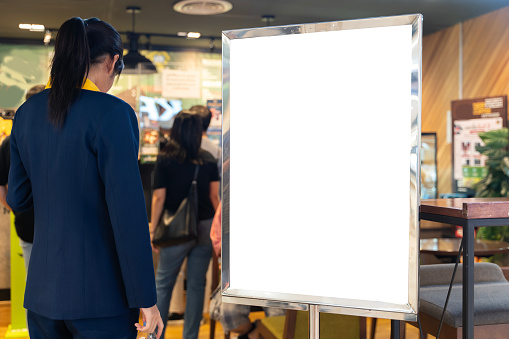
[[0, 84, 45, 273], [190, 105, 221, 165], [150, 110, 220, 338]]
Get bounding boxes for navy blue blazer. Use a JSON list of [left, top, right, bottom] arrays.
[[7, 88, 157, 319]]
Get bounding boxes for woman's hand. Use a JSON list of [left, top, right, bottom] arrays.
[[149, 231, 160, 254], [136, 305, 164, 338]]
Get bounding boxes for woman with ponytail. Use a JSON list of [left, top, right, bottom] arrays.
[[7, 17, 163, 338]]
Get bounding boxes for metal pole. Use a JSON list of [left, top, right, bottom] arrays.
[[390, 320, 400, 339], [309, 304, 319, 339], [463, 222, 475, 339]]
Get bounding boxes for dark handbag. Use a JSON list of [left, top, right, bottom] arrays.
[[152, 166, 199, 247]]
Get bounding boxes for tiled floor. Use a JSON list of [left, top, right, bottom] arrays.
[[0, 301, 424, 338]]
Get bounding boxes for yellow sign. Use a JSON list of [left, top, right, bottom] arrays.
[[0, 118, 12, 144], [5, 213, 29, 338]]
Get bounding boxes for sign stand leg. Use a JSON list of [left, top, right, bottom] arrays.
[[309, 304, 319, 339], [390, 320, 401, 339]]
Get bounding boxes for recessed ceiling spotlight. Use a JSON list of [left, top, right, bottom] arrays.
[[261, 15, 275, 26], [187, 32, 201, 38], [19, 23, 45, 32], [173, 0, 233, 15]]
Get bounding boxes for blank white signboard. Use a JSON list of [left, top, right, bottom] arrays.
[[222, 14, 421, 320]]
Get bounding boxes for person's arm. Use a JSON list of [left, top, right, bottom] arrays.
[[0, 186, 11, 211], [94, 102, 160, 328], [150, 188, 166, 253], [210, 201, 221, 257], [209, 181, 220, 210], [7, 119, 33, 213]]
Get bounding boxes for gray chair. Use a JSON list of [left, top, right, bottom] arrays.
[[408, 263, 509, 339]]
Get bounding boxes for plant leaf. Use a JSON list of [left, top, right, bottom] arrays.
[[485, 138, 509, 149], [478, 128, 509, 143], [481, 149, 506, 159]]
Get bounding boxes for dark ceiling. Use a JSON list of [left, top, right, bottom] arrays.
[[0, 0, 508, 51]]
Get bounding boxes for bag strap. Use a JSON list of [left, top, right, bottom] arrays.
[[189, 165, 200, 210], [192, 165, 199, 182], [187, 165, 199, 196]]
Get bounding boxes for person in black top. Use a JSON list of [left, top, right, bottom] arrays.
[[0, 84, 44, 272], [150, 110, 220, 339]]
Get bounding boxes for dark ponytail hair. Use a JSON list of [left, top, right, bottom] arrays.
[[48, 17, 124, 128], [161, 111, 203, 164]]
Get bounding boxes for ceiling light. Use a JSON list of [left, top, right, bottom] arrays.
[[43, 30, 52, 45], [173, 0, 233, 15], [261, 15, 275, 26], [19, 23, 45, 32], [187, 32, 201, 38], [123, 6, 157, 74], [31, 24, 45, 32], [177, 31, 188, 37]]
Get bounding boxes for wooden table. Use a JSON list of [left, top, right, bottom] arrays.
[[420, 219, 455, 239], [420, 198, 509, 339], [420, 237, 509, 257]]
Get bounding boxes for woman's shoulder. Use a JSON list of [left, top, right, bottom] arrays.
[[199, 149, 216, 164], [84, 91, 133, 112], [156, 153, 176, 166], [157, 149, 215, 166], [16, 89, 49, 113], [81, 92, 137, 127]]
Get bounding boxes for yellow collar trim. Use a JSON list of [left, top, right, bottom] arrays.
[[45, 78, 100, 92]]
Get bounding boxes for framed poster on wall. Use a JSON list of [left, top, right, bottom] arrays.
[[452, 96, 507, 193]]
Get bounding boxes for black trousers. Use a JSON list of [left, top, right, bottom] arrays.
[[27, 309, 139, 339]]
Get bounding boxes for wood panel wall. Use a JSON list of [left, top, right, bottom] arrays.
[[463, 7, 509, 99], [422, 6, 509, 196], [422, 25, 459, 195]]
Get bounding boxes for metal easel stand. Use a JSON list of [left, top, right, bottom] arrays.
[[309, 304, 402, 339], [391, 320, 401, 339], [309, 304, 320, 339]]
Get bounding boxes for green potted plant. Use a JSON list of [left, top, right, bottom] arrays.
[[474, 127, 509, 241]]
